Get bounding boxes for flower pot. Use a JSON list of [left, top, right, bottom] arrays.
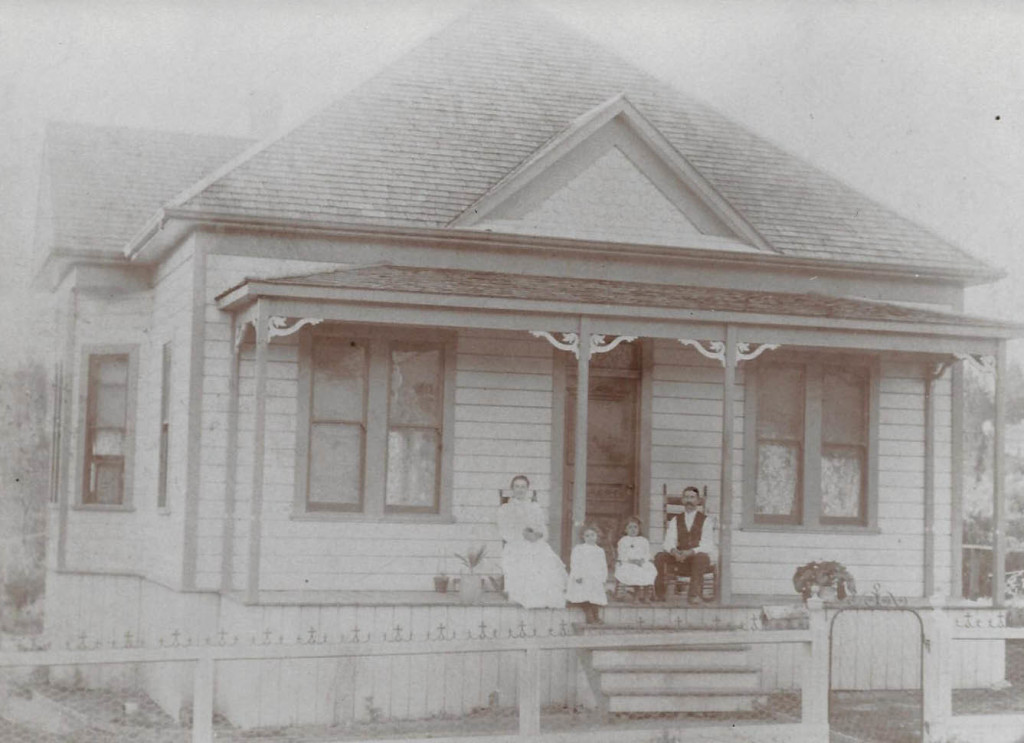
[[433, 576, 449, 593], [459, 574, 483, 604], [819, 585, 837, 601]]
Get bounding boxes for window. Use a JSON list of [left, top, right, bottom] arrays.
[[296, 328, 454, 518], [80, 348, 137, 507], [157, 342, 171, 510], [743, 358, 877, 530]]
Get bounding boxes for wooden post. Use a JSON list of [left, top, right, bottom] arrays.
[[950, 362, 965, 599], [922, 594, 952, 742], [993, 342, 1008, 607], [572, 321, 591, 543], [518, 646, 541, 735], [718, 326, 736, 604], [924, 370, 936, 598], [801, 597, 830, 735], [221, 315, 242, 593], [247, 303, 269, 605], [192, 655, 215, 743]]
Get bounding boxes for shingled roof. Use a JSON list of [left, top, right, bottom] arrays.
[[39, 122, 250, 256], [221, 264, 1018, 333], [173, 1, 993, 279]]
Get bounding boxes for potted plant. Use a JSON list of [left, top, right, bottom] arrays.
[[433, 573, 449, 593], [454, 545, 487, 603], [793, 560, 856, 601]]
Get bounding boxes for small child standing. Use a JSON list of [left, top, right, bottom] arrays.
[[566, 524, 608, 624], [615, 516, 657, 602]]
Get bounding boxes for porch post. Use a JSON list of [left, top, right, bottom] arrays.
[[950, 362, 965, 598], [993, 340, 1008, 607], [572, 319, 592, 542], [220, 314, 244, 593], [923, 367, 938, 598], [718, 326, 737, 604], [247, 302, 269, 605]]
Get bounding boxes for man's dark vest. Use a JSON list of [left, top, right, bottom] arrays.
[[675, 511, 706, 550]]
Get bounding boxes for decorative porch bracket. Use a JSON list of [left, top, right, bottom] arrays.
[[677, 339, 779, 366], [954, 352, 995, 373], [268, 315, 323, 340], [529, 331, 637, 359], [234, 319, 254, 352]]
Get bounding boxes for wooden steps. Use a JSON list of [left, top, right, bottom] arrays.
[[580, 626, 766, 716]]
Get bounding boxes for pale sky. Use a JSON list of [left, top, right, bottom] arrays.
[[2, 0, 1022, 363]]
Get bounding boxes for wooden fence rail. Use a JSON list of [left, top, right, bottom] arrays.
[[8, 598, 1021, 743]]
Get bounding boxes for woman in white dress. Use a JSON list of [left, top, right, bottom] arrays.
[[496, 475, 566, 609], [614, 516, 658, 601], [566, 524, 608, 623]]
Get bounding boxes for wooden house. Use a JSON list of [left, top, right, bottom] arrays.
[[35, 1, 1021, 727]]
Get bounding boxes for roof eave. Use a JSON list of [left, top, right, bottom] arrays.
[[130, 206, 1004, 286], [215, 279, 1024, 340]]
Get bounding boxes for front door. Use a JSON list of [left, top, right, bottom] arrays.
[[564, 342, 640, 562]]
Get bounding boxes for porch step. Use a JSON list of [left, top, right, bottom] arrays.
[[584, 638, 765, 716], [601, 669, 761, 694], [607, 690, 768, 714], [592, 647, 753, 671]]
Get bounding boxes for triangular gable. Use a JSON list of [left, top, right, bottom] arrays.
[[451, 95, 773, 253]]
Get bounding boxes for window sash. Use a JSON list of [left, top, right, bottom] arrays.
[[299, 330, 451, 518], [746, 358, 873, 530], [82, 352, 133, 506]]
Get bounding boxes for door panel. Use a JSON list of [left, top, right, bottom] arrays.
[[564, 372, 639, 562]]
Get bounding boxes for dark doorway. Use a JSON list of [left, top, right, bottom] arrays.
[[563, 341, 641, 562]]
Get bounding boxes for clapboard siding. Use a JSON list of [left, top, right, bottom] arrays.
[[62, 285, 154, 576], [730, 360, 950, 599], [227, 324, 557, 593], [197, 252, 333, 590], [647, 340, 744, 545]]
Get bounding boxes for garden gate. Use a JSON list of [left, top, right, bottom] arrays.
[[829, 603, 924, 743]]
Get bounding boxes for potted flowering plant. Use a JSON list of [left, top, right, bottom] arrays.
[[454, 545, 487, 603], [793, 560, 856, 601]]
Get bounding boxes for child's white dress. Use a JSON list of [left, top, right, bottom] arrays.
[[614, 536, 657, 586], [565, 543, 608, 605]]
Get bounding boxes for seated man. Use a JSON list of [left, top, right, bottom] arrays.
[[653, 486, 717, 604]]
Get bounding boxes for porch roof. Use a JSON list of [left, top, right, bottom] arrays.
[[217, 264, 1021, 338]]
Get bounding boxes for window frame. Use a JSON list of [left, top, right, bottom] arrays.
[[294, 325, 456, 522], [76, 344, 139, 511], [742, 354, 880, 533]]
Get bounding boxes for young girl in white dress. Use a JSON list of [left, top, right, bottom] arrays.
[[615, 516, 657, 602], [566, 524, 608, 624]]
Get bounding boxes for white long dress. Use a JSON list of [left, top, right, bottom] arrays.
[[566, 543, 608, 605], [614, 536, 658, 586], [497, 499, 567, 609]]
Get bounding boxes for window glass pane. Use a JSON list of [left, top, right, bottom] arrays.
[[822, 368, 866, 445], [312, 341, 366, 421], [92, 429, 124, 457], [309, 423, 363, 506], [755, 443, 799, 517], [390, 348, 442, 426], [92, 461, 123, 504], [95, 385, 127, 428], [96, 357, 127, 385], [386, 429, 439, 509], [756, 366, 803, 440], [822, 447, 864, 519]]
